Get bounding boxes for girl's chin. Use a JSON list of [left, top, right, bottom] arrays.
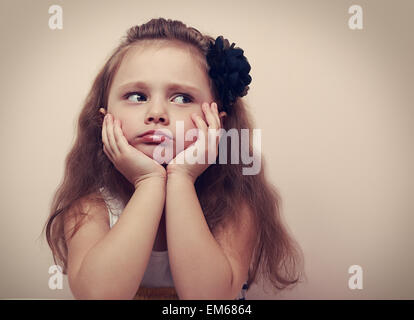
[[137, 144, 176, 164]]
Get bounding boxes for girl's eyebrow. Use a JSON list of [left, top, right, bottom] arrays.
[[117, 81, 200, 95]]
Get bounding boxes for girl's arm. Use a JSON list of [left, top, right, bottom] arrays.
[[165, 174, 255, 299], [65, 176, 166, 299]]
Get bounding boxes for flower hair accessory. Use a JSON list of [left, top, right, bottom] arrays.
[[206, 36, 252, 112]]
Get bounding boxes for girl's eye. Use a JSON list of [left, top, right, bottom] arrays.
[[125, 92, 147, 103], [123, 92, 193, 104], [173, 94, 193, 104]]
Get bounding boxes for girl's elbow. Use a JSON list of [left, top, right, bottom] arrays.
[[69, 277, 137, 300]]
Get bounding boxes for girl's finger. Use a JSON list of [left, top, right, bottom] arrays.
[[103, 144, 113, 162], [102, 116, 113, 157], [106, 114, 120, 157], [207, 128, 220, 158], [203, 102, 219, 129], [205, 103, 221, 153], [212, 102, 221, 128], [113, 118, 129, 153], [191, 113, 208, 147], [192, 112, 208, 133]]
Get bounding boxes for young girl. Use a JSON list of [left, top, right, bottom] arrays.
[[43, 18, 304, 300]]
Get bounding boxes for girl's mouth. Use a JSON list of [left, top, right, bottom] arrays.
[[140, 134, 168, 144]]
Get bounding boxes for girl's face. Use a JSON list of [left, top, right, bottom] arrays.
[[106, 41, 214, 162]]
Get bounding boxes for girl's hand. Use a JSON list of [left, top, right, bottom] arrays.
[[166, 102, 223, 183], [102, 113, 166, 188]]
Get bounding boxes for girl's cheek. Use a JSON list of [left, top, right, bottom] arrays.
[[171, 119, 196, 152], [118, 122, 134, 141]]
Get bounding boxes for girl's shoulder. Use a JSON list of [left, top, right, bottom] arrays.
[[65, 191, 109, 225], [63, 191, 110, 249]]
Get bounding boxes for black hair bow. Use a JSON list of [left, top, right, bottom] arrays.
[[206, 36, 252, 112]]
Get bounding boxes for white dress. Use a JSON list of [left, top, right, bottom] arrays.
[[99, 187, 248, 299]]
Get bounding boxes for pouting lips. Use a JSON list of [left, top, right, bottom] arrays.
[[139, 134, 168, 144]]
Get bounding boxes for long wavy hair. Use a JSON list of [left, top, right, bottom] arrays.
[[42, 17, 305, 294]]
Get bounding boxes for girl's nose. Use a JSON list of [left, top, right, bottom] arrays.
[[146, 113, 168, 124], [144, 97, 170, 125], [145, 105, 169, 125]]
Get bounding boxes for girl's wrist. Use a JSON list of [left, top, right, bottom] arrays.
[[166, 171, 196, 185], [134, 173, 167, 189]]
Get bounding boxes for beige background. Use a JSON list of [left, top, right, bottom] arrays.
[[0, 0, 413, 299]]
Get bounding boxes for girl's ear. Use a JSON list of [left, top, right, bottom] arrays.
[[99, 108, 107, 116]]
